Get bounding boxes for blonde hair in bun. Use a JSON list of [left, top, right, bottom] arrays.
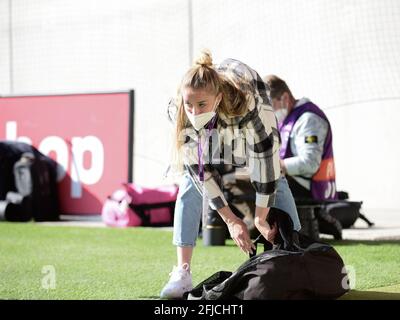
[[171, 49, 248, 172], [194, 49, 213, 68]]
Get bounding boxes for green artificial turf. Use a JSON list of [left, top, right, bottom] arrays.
[[0, 223, 399, 300]]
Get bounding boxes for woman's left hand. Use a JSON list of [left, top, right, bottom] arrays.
[[264, 222, 278, 244], [254, 206, 278, 244]]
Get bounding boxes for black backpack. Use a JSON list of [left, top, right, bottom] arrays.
[[0, 141, 60, 222]]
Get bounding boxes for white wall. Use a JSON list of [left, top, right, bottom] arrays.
[[1, 0, 400, 213], [190, 0, 400, 212], [0, 0, 10, 91], [1, 0, 190, 191]]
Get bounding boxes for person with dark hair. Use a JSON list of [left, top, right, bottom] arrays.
[[160, 51, 301, 299], [263, 75, 338, 202]]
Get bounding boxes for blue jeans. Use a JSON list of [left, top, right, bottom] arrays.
[[172, 174, 301, 247]]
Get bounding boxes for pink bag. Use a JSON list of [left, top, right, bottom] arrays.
[[102, 183, 178, 227]]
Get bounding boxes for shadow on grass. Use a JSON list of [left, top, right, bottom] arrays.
[[326, 239, 400, 246], [340, 290, 400, 300]]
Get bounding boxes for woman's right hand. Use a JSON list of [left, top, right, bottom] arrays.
[[226, 218, 256, 255], [217, 206, 255, 254]]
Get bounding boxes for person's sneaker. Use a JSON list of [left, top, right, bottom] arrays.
[[160, 263, 193, 299]]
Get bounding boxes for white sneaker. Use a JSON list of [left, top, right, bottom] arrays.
[[160, 263, 193, 299]]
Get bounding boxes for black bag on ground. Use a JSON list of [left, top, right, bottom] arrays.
[[186, 209, 349, 300], [186, 237, 348, 300], [13, 152, 60, 221], [0, 141, 60, 222], [0, 191, 33, 222], [0, 141, 31, 199]]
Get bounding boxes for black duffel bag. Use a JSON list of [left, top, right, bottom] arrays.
[[186, 206, 349, 303], [186, 237, 349, 300]]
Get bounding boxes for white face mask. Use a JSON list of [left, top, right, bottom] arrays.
[[185, 98, 220, 131], [275, 108, 288, 123]]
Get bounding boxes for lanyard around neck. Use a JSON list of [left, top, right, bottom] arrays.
[[197, 115, 218, 182]]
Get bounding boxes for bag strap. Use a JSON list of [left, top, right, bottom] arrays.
[[359, 213, 374, 227], [249, 234, 272, 258]]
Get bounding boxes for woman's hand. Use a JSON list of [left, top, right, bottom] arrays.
[[254, 206, 278, 244], [262, 222, 278, 244], [218, 206, 255, 254], [226, 218, 256, 254]]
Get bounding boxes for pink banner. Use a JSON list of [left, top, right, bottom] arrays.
[[0, 92, 134, 215]]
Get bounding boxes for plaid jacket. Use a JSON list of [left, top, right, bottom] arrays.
[[168, 58, 281, 210]]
